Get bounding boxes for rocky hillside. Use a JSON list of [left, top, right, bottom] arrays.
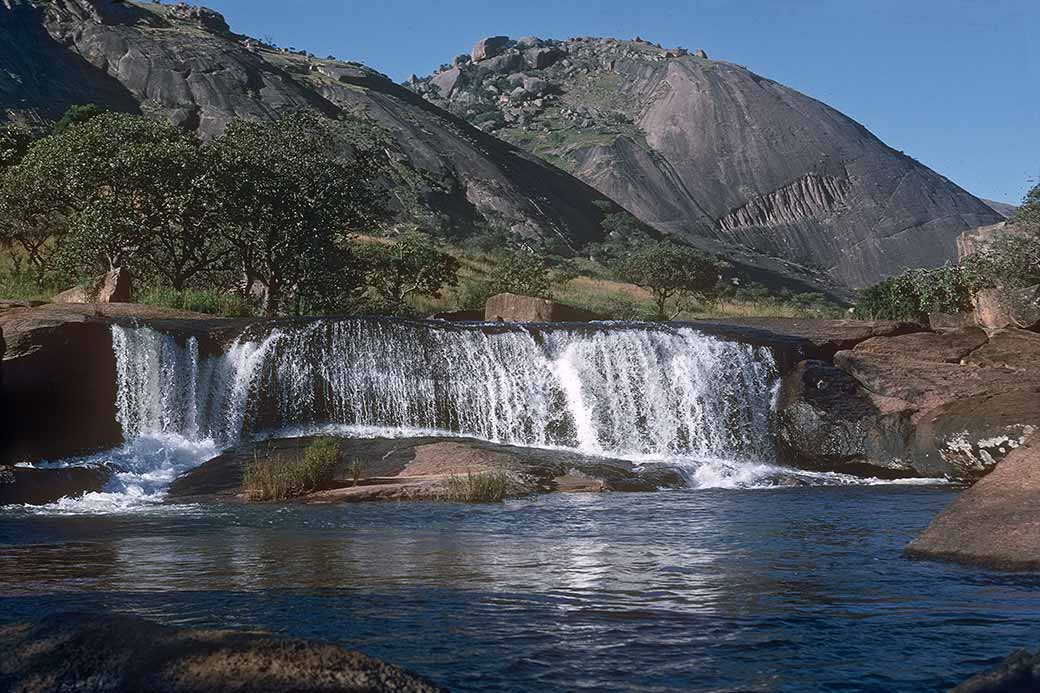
[[412, 36, 1005, 292], [0, 0, 617, 250]]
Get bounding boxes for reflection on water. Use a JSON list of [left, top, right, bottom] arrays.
[[3, 488, 1040, 691]]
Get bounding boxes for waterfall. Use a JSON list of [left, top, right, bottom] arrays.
[[110, 319, 778, 463]]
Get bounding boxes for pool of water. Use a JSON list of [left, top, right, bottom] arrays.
[[2, 486, 1038, 691]]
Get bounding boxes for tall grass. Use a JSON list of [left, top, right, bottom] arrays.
[[440, 469, 511, 503], [138, 286, 257, 317], [243, 437, 340, 501]]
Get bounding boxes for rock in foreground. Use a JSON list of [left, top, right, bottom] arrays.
[[0, 612, 441, 692], [0, 464, 110, 506], [906, 438, 1040, 570], [950, 648, 1040, 692], [168, 435, 685, 503]]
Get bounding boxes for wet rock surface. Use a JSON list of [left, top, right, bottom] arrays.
[[168, 435, 687, 503], [950, 648, 1040, 692], [0, 464, 110, 506], [0, 612, 442, 692]]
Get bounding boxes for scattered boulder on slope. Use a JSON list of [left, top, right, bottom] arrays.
[[0, 612, 442, 692], [471, 35, 512, 62], [906, 437, 1040, 570]]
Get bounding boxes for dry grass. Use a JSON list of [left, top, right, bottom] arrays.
[[244, 437, 341, 501], [440, 468, 511, 503]]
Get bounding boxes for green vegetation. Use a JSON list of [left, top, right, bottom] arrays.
[[359, 231, 459, 312], [856, 264, 974, 322], [616, 241, 725, 319], [137, 287, 256, 317], [51, 104, 105, 136], [440, 468, 511, 503], [1014, 182, 1040, 226], [244, 437, 341, 501], [488, 250, 553, 299]]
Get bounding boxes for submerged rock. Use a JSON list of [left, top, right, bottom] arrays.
[[0, 612, 442, 692], [167, 435, 686, 503], [950, 648, 1040, 692]]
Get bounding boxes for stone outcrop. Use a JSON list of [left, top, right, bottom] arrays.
[[0, 303, 217, 464], [484, 293, 603, 322], [168, 435, 686, 503], [53, 267, 132, 304], [972, 285, 1040, 331], [906, 437, 1040, 570], [471, 36, 511, 62], [0, 464, 110, 506], [776, 326, 1040, 480], [413, 36, 1004, 295], [0, 612, 442, 692], [2, 1, 616, 253]]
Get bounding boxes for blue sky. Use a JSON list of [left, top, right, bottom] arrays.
[[203, 0, 1038, 205]]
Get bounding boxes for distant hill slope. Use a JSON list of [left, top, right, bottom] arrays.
[[981, 199, 1018, 219], [412, 36, 1004, 291], [0, 0, 617, 251]]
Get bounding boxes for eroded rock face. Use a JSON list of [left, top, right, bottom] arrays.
[[0, 612, 443, 692], [413, 36, 1004, 294]]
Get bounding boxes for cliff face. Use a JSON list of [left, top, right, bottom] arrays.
[[412, 36, 1004, 291], [0, 0, 615, 249]]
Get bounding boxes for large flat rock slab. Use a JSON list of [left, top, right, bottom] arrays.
[[168, 435, 687, 503], [906, 438, 1040, 570]]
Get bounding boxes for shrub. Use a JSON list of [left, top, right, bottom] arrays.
[[489, 250, 552, 298], [440, 468, 511, 503], [456, 278, 495, 311], [615, 241, 723, 319], [857, 264, 974, 321], [243, 437, 340, 501]]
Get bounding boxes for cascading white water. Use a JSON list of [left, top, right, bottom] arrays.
[[110, 319, 778, 464]]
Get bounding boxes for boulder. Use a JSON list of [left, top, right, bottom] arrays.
[[0, 465, 110, 506], [484, 293, 603, 322], [694, 48, 708, 59], [0, 612, 442, 692], [516, 36, 541, 48], [973, 285, 1040, 331], [429, 66, 462, 98], [957, 220, 1037, 260], [523, 46, 563, 69], [522, 76, 548, 95], [53, 267, 132, 304], [480, 52, 525, 74], [906, 437, 1040, 570], [471, 35, 511, 62], [167, 3, 231, 34], [774, 360, 916, 478], [965, 327, 1040, 370]]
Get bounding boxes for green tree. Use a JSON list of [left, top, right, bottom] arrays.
[[360, 231, 460, 312], [490, 250, 552, 298], [616, 241, 722, 319], [12, 112, 227, 288], [1014, 182, 1040, 226], [0, 125, 33, 169], [207, 113, 385, 315], [52, 104, 106, 136]]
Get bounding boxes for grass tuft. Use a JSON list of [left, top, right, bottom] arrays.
[[244, 437, 340, 501], [440, 468, 511, 503]]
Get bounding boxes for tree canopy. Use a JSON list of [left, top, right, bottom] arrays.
[[616, 241, 723, 319]]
